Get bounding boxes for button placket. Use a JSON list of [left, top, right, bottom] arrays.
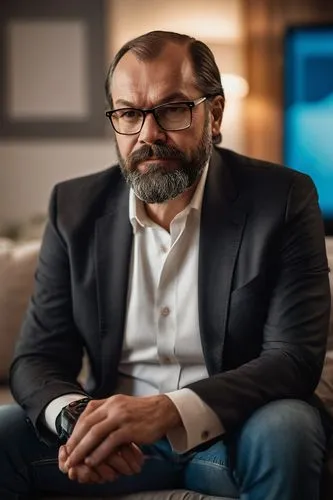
[[155, 213, 187, 394]]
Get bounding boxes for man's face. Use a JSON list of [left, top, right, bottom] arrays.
[[110, 42, 216, 203]]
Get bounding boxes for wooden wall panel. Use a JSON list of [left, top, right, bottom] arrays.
[[243, 0, 333, 163]]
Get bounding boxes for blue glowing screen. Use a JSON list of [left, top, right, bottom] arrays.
[[284, 26, 333, 221]]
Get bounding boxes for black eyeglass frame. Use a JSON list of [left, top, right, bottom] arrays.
[[105, 96, 208, 135]]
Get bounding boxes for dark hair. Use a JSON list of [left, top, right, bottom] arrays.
[[105, 30, 224, 143]]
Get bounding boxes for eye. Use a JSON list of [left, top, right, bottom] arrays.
[[163, 105, 187, 116], [157, 104, 188, 124], [115, 109, 141, 121]]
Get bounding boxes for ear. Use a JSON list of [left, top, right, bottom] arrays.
[[210, 96, 224, 138]]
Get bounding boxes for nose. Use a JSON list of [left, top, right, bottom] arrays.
[[138, 111, 167, 145]]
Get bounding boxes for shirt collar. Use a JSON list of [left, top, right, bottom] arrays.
[[129, 160, 210, 232]]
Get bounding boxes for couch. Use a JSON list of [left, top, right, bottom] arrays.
[[0, 233, 332, 500]]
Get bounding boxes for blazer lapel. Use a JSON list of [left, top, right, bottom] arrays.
[[199, 148, 247, 375], [94, 183, 133, 389]]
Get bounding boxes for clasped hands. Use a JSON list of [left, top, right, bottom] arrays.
[[58, 394, 182, 484]]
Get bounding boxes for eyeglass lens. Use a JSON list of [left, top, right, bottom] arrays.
[[111, 103, 191, 134]]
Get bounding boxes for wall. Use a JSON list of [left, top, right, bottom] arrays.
[[0, 141, 117, 225], [0, 0, 246, 225]]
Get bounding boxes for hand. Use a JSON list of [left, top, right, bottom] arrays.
[[59, 442, 144, 484], [65, 394, 182, 469], [59, 445, 106, 484]]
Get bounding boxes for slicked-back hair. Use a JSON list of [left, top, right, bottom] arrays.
[[105, 30, 224, 144]]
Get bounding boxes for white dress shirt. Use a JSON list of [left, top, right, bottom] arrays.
[[44, 162, 224, 452]]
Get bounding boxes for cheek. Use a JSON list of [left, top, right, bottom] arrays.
[[173, 129, 202, 153], [116, 136, 136, 160], [167, 132, 195, 153]]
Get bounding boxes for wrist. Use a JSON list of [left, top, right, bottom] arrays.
[[159, 394, 183, 430], [55, 396, 92, 442]]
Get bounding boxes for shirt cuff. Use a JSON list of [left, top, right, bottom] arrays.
[[43, 394, 86, 434], [165, 388, 224, 454]]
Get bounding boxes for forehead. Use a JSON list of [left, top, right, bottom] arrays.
[[111, 42, 198, 106]]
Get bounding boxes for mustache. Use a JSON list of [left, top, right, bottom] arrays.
[[126, 144, 187, 171]]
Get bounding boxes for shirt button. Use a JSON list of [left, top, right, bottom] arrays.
[[201, 430, 210, 440], [160, 245, 168, 253], [161, 306, 170, 317]]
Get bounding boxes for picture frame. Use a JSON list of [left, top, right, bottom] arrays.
[[0, 0, 106, 139]]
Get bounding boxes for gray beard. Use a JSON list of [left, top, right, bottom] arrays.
[[116, 119, 212, 204], [124, 160, 204, 204]]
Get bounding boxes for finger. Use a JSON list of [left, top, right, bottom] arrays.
[[85, 428, 130, 467], [58, 445, 69, 473], [68, 466, 78, 481], [66, 418, 118, 468], [118, 444, 144, 473], [103, 449, 137, 476], [128, 442, 145, 463], [68, 465, 104, 484], [94, 462, 119, 482], [66, 401, 106, 455]]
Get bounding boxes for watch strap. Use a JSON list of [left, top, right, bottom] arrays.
[[55, 397, 92, 442]]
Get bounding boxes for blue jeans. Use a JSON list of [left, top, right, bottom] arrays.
[[0, 399, 326, 499]]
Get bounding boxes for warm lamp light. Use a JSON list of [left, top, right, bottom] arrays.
[[220, 73, 249, 100]]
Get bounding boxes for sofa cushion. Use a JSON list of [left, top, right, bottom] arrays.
[[0, 239, 40, 382]]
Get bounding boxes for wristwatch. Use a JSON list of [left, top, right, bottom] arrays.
[[55, 397, 92, 442]]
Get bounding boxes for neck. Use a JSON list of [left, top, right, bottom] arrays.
[[144, 184, 197, 232]]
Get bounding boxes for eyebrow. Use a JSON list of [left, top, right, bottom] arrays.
[[114, 92, 192, 108]]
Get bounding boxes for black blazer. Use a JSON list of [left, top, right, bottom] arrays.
[[10, 147, 331, 441]]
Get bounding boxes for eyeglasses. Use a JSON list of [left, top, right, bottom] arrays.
[[105, 96, 207, 135]]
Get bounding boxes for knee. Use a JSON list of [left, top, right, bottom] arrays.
[[239, 399, 325, 456], [0, 404, 18, 431], [0, 405, 27, 446]]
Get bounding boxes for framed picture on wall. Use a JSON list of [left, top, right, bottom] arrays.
[[0, 0, 106, 138]]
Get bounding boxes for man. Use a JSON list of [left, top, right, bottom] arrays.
[[0, 30, 331, 499]]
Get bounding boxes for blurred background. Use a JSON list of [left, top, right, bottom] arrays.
[[0, 0, 333, 234]]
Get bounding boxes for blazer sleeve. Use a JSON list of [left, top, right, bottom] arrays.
[[9, 186, 88, 441], [187, 173, 331, 434]]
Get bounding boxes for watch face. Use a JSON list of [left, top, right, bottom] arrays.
[[68, 400, 90, 417]]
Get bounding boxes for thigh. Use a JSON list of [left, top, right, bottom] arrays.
[[0, 404, 60, 498], [0, 405, 181, 498], [232, 399, 326, 500], [183, 440, 239, 498], [233, 398, 326, 468]]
